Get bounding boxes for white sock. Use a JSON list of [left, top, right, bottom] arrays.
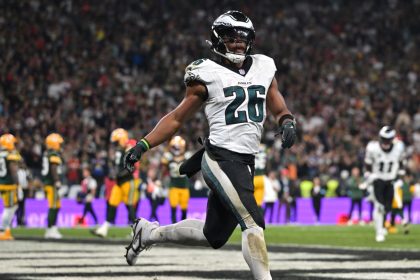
[[242, 227, 272, 280], [149, 219, 209, 247], [373, 204, 384, 236], [1, 206, 18, 230]]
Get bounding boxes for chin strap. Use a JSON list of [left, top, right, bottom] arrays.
[[206, 40, 246, 64]]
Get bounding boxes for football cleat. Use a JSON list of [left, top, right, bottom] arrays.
[[44, 226, 63, 239], [91, 226, 108, 238], [375, 234, 385, 242], [0, 229, 14, 240], [388, 226, 398, 234], [125, 218, 159, 266]]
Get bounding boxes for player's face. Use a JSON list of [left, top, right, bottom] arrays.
[[380, 137, 393, 151], [223, 37, 247, 54]]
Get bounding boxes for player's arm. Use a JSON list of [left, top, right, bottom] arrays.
[[50, 163, 61, 188], [266, 77, 296, 148], [124, 82, 206, 171], [8, 161, 20, 186], [144, 82, 206, 147]]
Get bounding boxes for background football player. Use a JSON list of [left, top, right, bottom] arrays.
[[253, 143, 267, 213], [161, 136, 192, 223], [0, 134, 22, 240], [93, 129, 140, 237], [364, 126, 406, 242], [42, 133, 64, 239]]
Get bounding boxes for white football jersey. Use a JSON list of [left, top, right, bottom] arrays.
[[364, 140, 405, 181], [184, 55, 276, 154]]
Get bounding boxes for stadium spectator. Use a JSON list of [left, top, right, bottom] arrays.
[[0, 0, 418, 186]]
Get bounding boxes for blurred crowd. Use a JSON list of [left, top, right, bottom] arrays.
[[1, 0, 419, 196]]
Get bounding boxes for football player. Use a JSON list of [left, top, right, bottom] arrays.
[[161, 136, 192, 223], [253, 144, 267, 213], [0, 134, 21, 240], [42, 133, 64, 239], [124, 11, 296, 280], [364, 126, 406, 242], [93, 129, 140, 237]]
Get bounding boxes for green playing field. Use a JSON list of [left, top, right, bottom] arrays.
[[11, 224, 420, 250]]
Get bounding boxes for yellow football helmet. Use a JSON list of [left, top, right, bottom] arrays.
[[169, 136, 186, 156], [45, 133, 64, 151], [0, 134, 17, 151], [110, 128, 129, 147]]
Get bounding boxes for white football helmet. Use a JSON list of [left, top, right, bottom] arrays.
[[378, 126, 396, 151], [208, 11, 255, 64]]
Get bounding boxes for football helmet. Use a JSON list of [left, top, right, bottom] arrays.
[[169, 136, 186, 156], [45, 133, 64, 151], [378, 126, 395, 151], [110, 128, 129, 147], [208, 10, 255, 64], [0, 134, 17, 151]]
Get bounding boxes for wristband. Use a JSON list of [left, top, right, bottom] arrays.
[[278, 114, 295, 126], [139, 138, 151, 151]]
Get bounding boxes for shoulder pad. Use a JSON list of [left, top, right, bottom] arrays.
[[49, 155, 62, 164], [185, 59, 209, 72], [7, 152, 21, 161], [161, 152, 173, 164], [184, 59, 211, 85]]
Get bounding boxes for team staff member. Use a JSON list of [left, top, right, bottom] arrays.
[[42, 133, 65, 239]]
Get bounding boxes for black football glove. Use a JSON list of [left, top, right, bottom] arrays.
[[279, 119, 297, 149], [123, 140, 149, 172]]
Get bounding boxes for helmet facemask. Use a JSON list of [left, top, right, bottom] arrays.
[[378, 126, 395, 152]]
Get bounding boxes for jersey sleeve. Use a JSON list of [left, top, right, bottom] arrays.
[[7, 152, 21, 162], [364, 142, 375, 165], [161, 152, 172, 165], [49, 155, 62, 165], [184, 59, 212, 86]]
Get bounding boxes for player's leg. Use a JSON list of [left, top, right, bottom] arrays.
[[94, 184, 121, 237], [180, 188, 190, 220], [125, 192, 212, 266], [253, 175, 265, 214], [169, 187, 178, 223], [124, 180, 138, 224], [202, 152, 271, 280], [44, 185, 62, 239], [0, 189, 18, 240], [373, 180, 386, 242]]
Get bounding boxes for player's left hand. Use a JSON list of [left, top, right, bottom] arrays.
[[279, 120, 297, 149]]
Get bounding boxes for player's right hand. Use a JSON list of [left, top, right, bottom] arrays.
[[123, 140, 149, 172]]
